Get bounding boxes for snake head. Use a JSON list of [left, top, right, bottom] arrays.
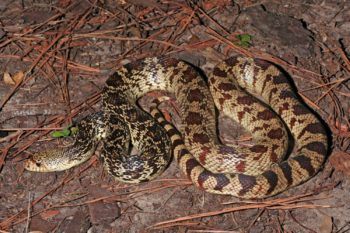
[[24, 144, 96, 173], [24, 156, 51, 172], [24, 149, 75, 172]]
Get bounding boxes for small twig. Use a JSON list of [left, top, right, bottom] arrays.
[[0, 158, 97, 229], [0, 130, 22, 143], [334, 222, 350, 233], [151, 190, 332, 229], [288, 210, 318, 233], [246, 209, 265, 231], [51, 217, 67, 233], [25, 192, 32, 233], [0, 127, 64, 131]]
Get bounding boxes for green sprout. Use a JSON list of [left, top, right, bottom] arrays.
[[235, 34, 253, 48], [51, 126, 78, 138]]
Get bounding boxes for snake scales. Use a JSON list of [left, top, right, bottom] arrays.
[[25, 56, 328, 199]]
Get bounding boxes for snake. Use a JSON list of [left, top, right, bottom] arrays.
[[24, 55, 328, 199]]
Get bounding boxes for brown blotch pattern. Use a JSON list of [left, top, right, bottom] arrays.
[[270, 144, 280, 162], [243, 106, 252, 113], [298, 122, 325, 140], [238, 174, 257, 196], [279, 90, 295, 99], [303, 141, 327, 155], [280, 162, 293, 185], [172, 139, 184, 150], [235, 161, 246, 173], [188, 89, 204, 102], [252, 126, 264, 133], [236, 96, 256, 105], [199, 146, 211, 164], [267, 87, 278, 103], [212, 67, 228, 77], [267, 128, 284, 139], [250, 145, 268, 153], [237, 111, 246, 122], [167, 128, 179, 138], [257, 109, 276, 120], [197, 170, 210, 188], [224, 56, 240, 67], [179, 69, 197, 84], [262, 123, 270, 129], [272, 74, 287, 84], [293, 105, 309, 116], [218, 82, 236, 91], [222, 93, 233, 100], [253, 58, 271, 70], [218, 97, 225, 106], [261, 74, 273, 93], [213, 174, 230, 191], [186, 158, 199, 178], [262, 170, 278, 195], [209, 77, 217, 84], [182, 65, 196, 77], [293, 155, 315, 176], [186, 111, 203, 125], [290, 117, 297, 129], [161, 57, 179, 67], [193, 133, 210, 144], [219, 145, 236, 155], [177, 148, 190, 161], [278, 102, 290, 115]]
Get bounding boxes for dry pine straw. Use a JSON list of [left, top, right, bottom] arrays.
[[0, 0, 349, 231]]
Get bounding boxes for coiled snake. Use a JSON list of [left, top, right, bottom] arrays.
[[25, 56, 328, 199]]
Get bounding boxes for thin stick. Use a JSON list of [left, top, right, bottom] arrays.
[[0, 127, 64, 131], [25, 192, 32, 233]]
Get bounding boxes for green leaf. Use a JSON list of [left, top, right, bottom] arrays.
[[51, 126, 73, 138], [235, 34, 253, 48]]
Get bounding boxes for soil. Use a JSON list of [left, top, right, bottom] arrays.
[[0, 1, 350, 233]]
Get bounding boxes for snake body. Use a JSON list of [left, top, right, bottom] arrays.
[[25, 56, 328, 198]]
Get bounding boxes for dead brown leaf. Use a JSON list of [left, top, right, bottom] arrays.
[[39, 210, 60, 220], [3, 71, 24, 86], [318, 213, 333, 233], [12, 71, 24, 85], [3, 72, 15, 85]]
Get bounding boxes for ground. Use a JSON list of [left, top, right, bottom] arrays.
[[0, 0, 350, 232]]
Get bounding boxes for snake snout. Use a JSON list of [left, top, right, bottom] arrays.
[[24, 156, 49, 172]]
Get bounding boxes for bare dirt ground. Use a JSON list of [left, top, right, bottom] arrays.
[[0, 1, 350, 232]]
